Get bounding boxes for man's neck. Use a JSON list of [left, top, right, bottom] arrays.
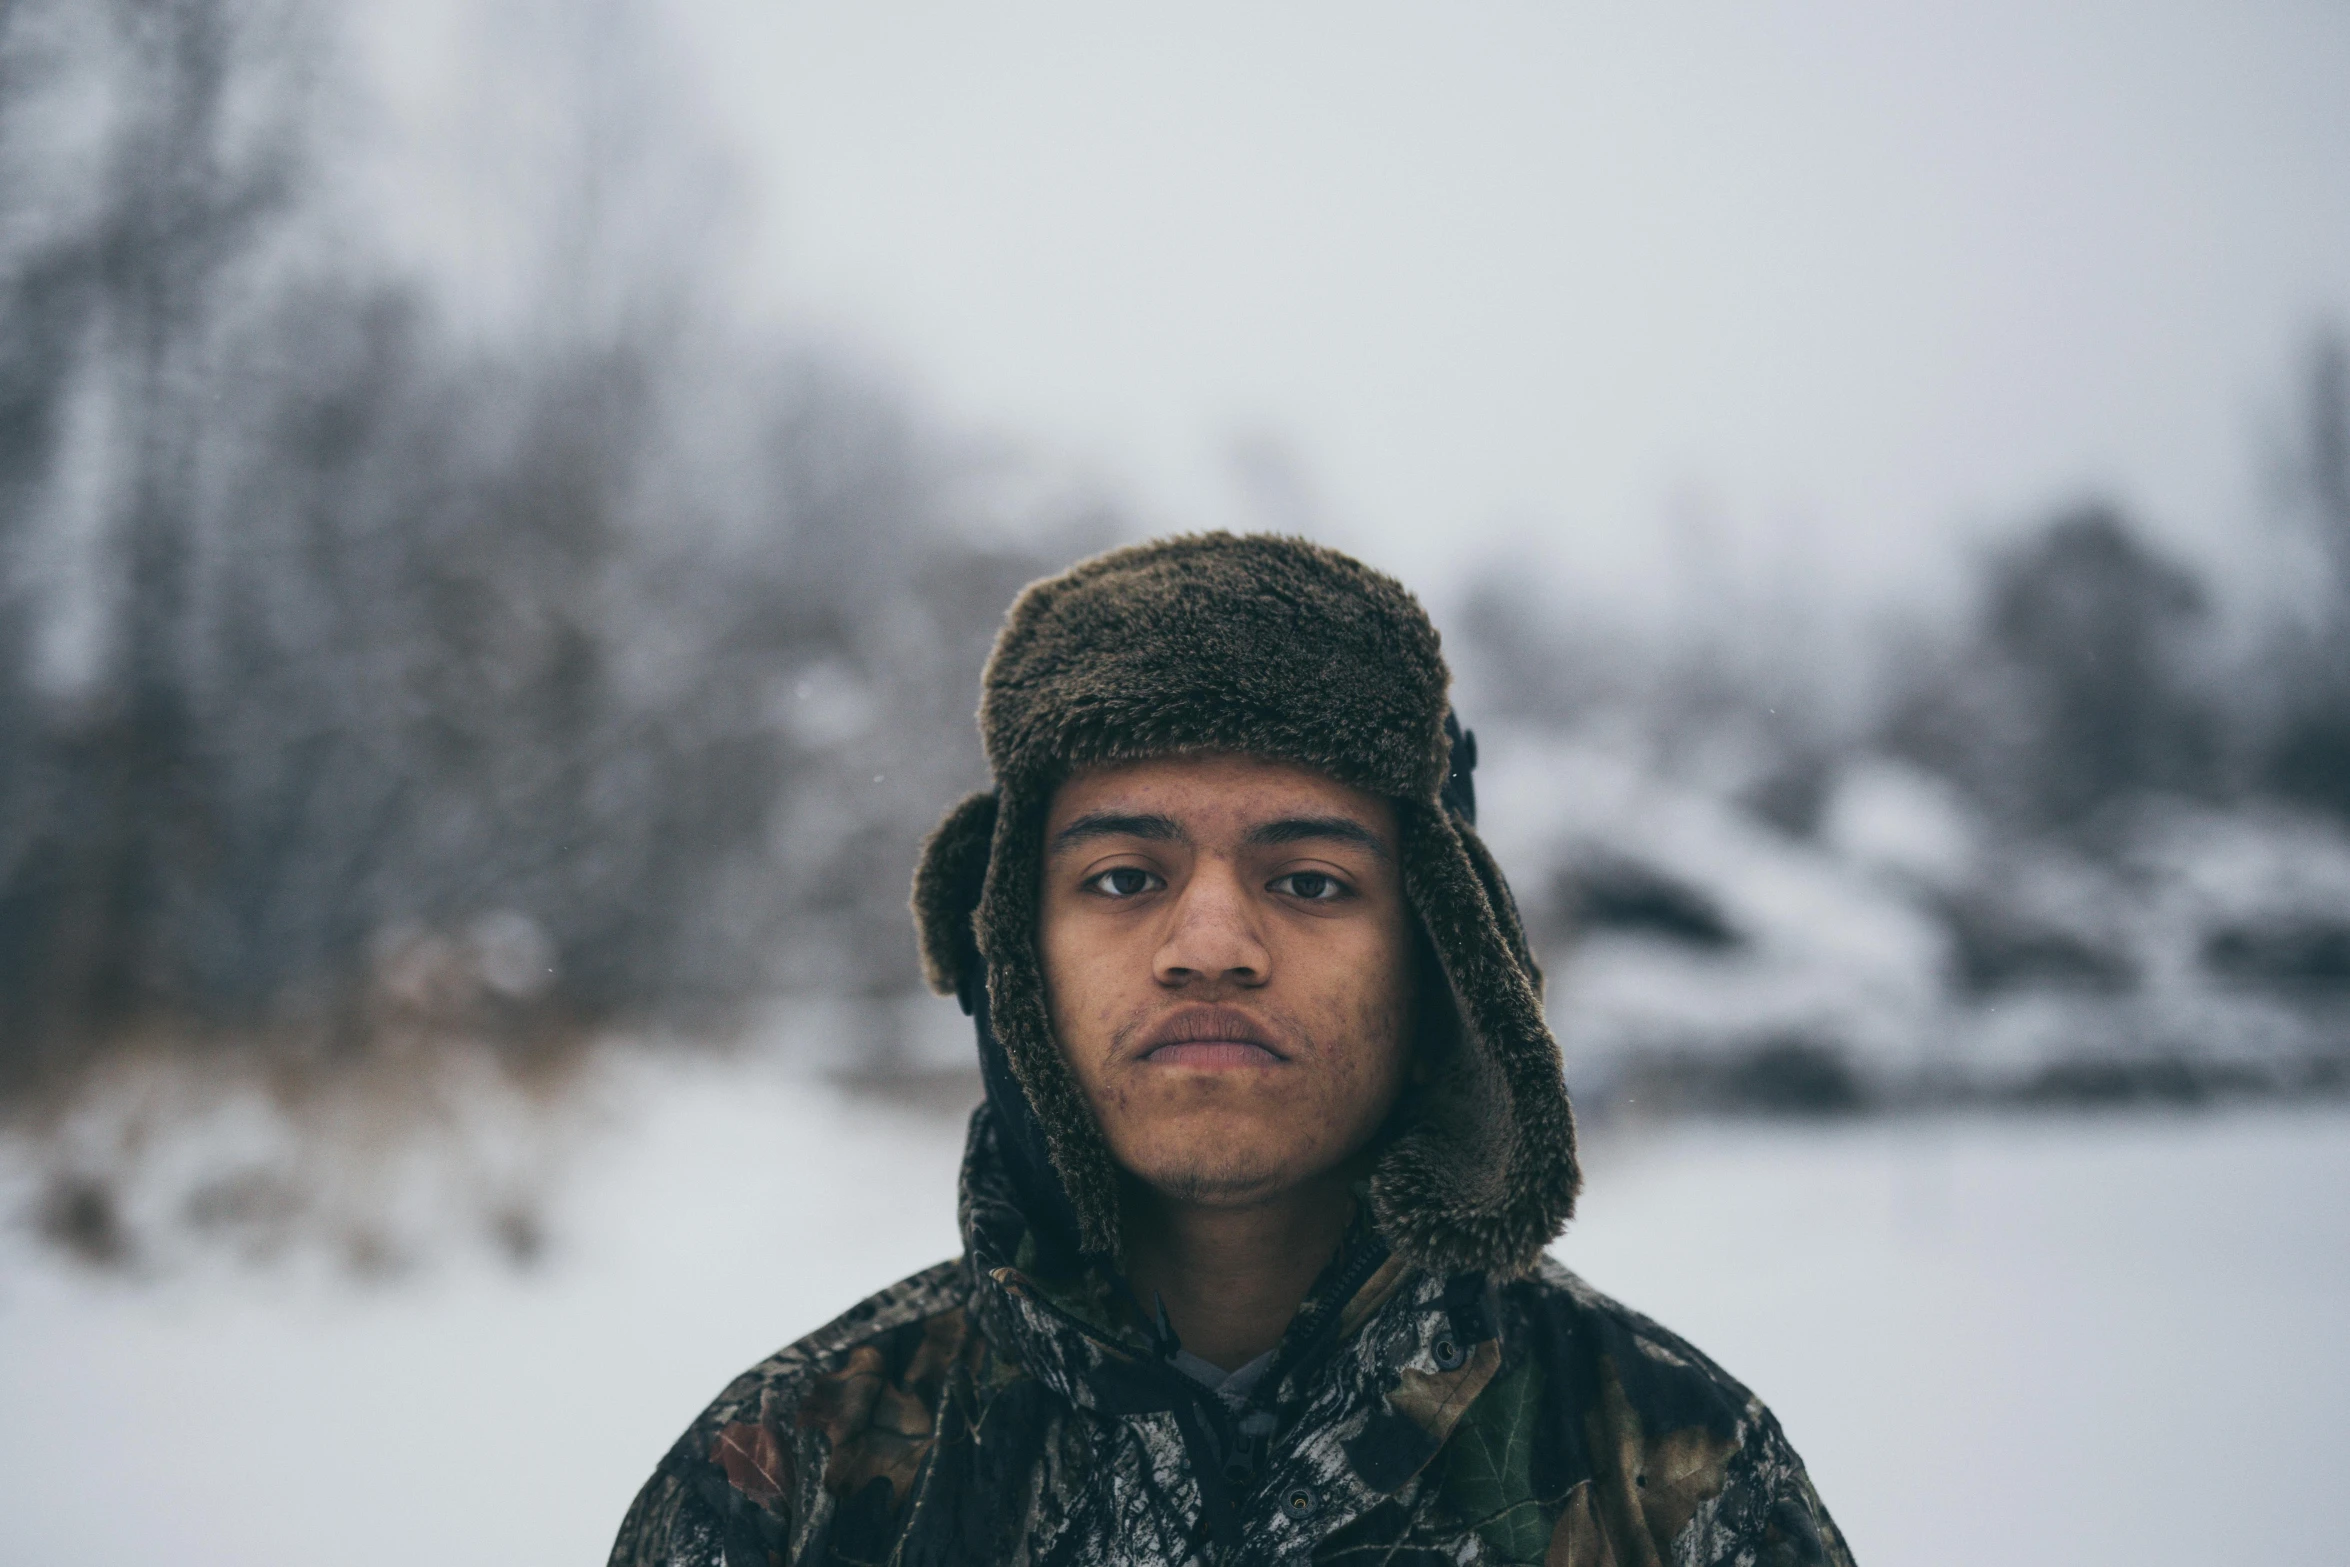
[[1117, 1175, 1358, 1372]]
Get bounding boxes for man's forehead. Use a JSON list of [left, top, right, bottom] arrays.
[[1045, 753, 1393, 838]]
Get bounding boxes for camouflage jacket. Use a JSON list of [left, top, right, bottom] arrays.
[[611, 1108, 1851, 1567]]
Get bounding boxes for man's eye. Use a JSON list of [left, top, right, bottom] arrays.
[[1272, 871, 1348, 901], [1087, 866, 1161, 898]]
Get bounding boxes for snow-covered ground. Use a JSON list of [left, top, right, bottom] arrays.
[[2, 1051, 2344, 1567]]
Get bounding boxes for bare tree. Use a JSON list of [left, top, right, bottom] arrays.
[[1886, 505, 2217, 834], [0, 0, 1093, 1106], [2258, 326, 2350, 818], [0, 0, 306, 1063]]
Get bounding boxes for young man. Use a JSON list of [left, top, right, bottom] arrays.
[[612, 535, 1852, 1566]]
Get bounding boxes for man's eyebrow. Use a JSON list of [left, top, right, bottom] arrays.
[[1244, 815, 1393, 863], [1047, 812, 1189, 857]]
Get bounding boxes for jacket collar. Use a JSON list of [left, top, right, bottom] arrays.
[[954, 1099, 1500, 1449]]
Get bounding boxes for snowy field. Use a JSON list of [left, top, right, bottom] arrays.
[[2, 1052, 2344, 1567]]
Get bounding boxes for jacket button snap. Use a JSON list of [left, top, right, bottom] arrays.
[[1281, 1483, 1320, 1522], [1432, 1335, 1465, 1371]]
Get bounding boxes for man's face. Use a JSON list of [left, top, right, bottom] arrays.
[[1038, 753, 1419, 1209]]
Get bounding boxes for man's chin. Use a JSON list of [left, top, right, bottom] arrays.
[[1120, 1131, 1313, 1208], [1136, 1163, 1293, 1207]]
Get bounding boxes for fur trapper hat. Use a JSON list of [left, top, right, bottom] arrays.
[[911, 533, 1578, 1279]]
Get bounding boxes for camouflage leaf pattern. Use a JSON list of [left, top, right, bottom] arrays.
[[609, 1107, 1853, 1567]]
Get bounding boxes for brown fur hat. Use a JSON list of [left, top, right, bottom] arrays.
[[911, 533, 1578, 1279]]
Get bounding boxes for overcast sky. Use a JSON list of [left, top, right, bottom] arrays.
[[367, 1, 2350, 617]]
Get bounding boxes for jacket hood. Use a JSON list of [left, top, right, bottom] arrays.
[[910, 532, 1578, 1279]]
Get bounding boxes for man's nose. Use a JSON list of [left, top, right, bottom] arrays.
[[1153, 861, 1269, 988]]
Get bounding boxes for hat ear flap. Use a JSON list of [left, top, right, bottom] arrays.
[[1372, 802, 1578, 1278], [912, 790, 999, 1007], [1453, 813, 1543, 997]]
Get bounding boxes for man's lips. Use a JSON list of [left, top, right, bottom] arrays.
[[1134, 1006, 1288, 1069], [1142, 1040, 1285, 1069]]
